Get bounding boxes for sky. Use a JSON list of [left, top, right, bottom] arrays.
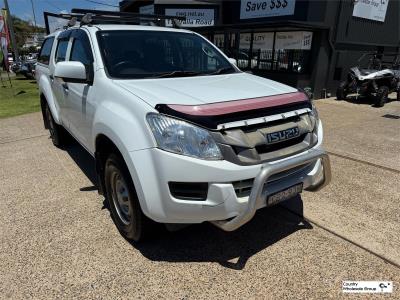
[[3, 0, 121, 27]]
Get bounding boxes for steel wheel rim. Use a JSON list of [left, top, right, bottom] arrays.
[[110, 170, 132, 225]]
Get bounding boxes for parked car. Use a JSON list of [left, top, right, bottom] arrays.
[[337, 53, 400, 107], [36, 10, 331, 242], [19, 59, 37, 79], [11, 61, 21, 73]]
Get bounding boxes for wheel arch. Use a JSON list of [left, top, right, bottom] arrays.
[[94, 133, 150, 216], [95, 133, 123, 195], [38, 75, 61, 124]]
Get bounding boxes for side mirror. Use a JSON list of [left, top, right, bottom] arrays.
[[54, 61, 87, 83], [228, 57, 237, 66]]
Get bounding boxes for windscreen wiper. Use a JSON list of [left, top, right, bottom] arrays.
[[206, 67, 235, 75], [154, 70, 201, 78]]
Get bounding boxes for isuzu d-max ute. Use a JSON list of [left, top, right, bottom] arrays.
[[36, 12, 331, 241]]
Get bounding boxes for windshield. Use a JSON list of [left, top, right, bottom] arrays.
[[97, 30, 237, 79]]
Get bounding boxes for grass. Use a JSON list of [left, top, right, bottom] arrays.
[[0, 75, 41, 119]]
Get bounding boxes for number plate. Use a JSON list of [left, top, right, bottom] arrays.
[[267, 183, 303, 206]]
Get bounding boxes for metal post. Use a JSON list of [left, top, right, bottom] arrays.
[[271, 31, 276, 71], [30, 0, 37, 28], [248, 31, 254, 70], [3, 0, 20, 63]]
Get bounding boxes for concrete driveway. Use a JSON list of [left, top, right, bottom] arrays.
[[0, 98, 399, 299]]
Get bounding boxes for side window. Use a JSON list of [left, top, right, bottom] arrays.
[[70, 37, 94, 68], [37, 37, 54, 65], [55, 39, 69, 63], [70, 33, 94, 81]]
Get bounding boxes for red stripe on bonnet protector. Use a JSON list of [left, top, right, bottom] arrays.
[[167, 92, 308, 116]]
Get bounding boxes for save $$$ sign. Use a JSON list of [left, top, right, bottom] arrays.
[[240, 0, 296, 19]]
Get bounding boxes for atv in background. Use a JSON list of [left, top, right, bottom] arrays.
[[336, 53, 400, 107]]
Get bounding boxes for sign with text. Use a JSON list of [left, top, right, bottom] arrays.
[[275, 31, 313, 50], [352, 0, 389, 22], [240, 0, 296, 19], [240, 32, 274, 50], [165, 8, 215, 27], [343, 281, 393, 293]]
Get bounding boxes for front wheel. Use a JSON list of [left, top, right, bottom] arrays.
[[45, 104, 68, 147], [375, 86, 389, 107], [336, 81, 348, 100], [104, 153, 156, 242]]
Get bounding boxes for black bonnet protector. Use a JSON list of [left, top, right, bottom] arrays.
[[155, 92, 311, 130]]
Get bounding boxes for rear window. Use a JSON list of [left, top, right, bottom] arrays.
[[37, 37, 54, 65]]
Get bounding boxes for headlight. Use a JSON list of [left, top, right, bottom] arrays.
[[146, 113, 223, 160], [309, 100, 319, 130]]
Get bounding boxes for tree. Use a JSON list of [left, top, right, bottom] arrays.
[[10, 15, 45, 50]]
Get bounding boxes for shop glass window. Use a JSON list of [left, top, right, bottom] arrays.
[[274, 31, 313, 73], [237, 32, 274, 70], [213, 34, 225, 50]]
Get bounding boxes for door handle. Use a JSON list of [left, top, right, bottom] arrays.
[[62, 83, 69, 92]]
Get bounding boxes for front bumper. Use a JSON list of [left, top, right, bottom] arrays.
[[211, 148, 330, 231], [126, 143, 331, 229]]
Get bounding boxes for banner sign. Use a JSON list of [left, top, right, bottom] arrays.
[[240, 32, 274, 50], [240, 0, 296, 19], [0, 10, 10, 69], [352, 0, 389, 22], [165, 8, 215, 27], [275, 31, 313, 50]]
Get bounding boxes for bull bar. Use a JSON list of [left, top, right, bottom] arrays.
[[211, 149, 331, 231]]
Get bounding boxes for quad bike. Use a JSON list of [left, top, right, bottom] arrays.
[[337, 53, 400, 107]]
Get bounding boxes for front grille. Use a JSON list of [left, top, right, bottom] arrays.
[[241, 115, 300, 133], [213, 112, 317, 166], [254, 134, 307, 154]]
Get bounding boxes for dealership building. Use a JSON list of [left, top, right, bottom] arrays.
[[120, 0, 400, 98]]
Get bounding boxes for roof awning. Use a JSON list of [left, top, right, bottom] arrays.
[[193, 20, 329, 33]]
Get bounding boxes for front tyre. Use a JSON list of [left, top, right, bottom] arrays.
[[104, 153, 155, 242], [336, 81, 348, 100], [45, 104, 68, 147], [375, 86, 389, 107]]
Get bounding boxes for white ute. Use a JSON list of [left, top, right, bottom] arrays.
[[36, 11, 331, 241]]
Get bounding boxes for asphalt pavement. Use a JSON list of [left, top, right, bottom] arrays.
[[0, 97, 399, 299]]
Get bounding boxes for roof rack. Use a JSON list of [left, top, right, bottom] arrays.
[[43, 9, 186, 34], [74, 9, 186, 28]]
